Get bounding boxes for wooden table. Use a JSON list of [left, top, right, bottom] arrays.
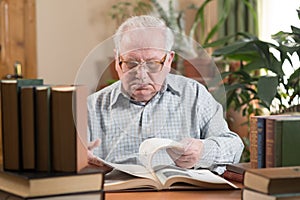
[[105, 189, 242, 200]]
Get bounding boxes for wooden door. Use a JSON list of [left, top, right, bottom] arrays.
[[0, 0, 37, 165], [0, 0, 37, 79]]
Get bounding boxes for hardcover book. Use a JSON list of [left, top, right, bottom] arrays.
[[242, 188, 300, 200], [223, 162, 251, 183], [244, 166, 300, 194], [0, 190, 104, 200], [35, 85, 51, 172], [91, 138, 238, 191], [0, 166, 104, 198], [50, 85, 88, 172], [250, 116, 266, 168], [20, 86, 37, 170], [0, 79, 43, 171], [265, 115, 300, 167]]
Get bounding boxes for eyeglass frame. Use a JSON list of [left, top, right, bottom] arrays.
[[118, 54, 167, 73]]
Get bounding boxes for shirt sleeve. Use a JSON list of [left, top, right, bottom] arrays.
[[194, 87, 244, 175]]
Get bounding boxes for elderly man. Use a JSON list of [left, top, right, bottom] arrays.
[[87, 15, 244, 174]]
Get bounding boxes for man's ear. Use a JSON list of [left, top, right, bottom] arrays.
[[167, 51, 175, 64], [114, 49, 123, 78]]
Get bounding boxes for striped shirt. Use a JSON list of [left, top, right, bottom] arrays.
[[87, 74, 244, 174]]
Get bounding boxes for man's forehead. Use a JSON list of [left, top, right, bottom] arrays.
[[120, 48, 165, 57], [119, 29, 166, 52]]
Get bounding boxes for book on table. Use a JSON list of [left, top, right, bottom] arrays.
[[222, 162, 251, 183], [244, 166, 300, 195], [0, 165, 104, 198], [265, 115, 300, 167], [50, 85, 88, 172], [35, 85, 51, 172], [20, 86, 39, 171], [242, 188, 300, 200], [0, 190, 104, 200], [250, 116, 266, 168], [92, 138, 238, 191], [0, 79, 43, 171]]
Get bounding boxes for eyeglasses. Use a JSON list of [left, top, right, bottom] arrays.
[[119, 54, 167, 73]]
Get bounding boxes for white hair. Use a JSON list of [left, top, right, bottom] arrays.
[[114, 15, 174, 55]]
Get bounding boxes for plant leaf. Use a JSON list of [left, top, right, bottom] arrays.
[[257, 76, 279, 107]]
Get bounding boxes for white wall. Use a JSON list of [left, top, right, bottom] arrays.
[[36, 0, 118, 85], [35, 0, 206, 86], [258, 0, 300, 41]]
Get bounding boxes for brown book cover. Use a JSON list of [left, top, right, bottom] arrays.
[[222, 170, 243, 183], [244, 166, 300, 194], [35, 86, 51, 172], [0, 190, 104, 200], [0, 166, 104, 198], [226, 162, 251, 174], [249, 116, 258, 168], [265, 115, 300, 167], [20, 86, 36, 170], [242, 188, 300, 200], [0, 79, 43, 171], [51, 85, 88, 172]]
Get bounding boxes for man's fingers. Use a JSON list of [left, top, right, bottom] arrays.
[[88, 156, 104, 167], [88, 138, 101, 150]]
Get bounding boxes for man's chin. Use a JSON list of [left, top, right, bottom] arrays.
[[131, 90, 156, 102]]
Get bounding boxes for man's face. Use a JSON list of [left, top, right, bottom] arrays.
[[116, 49, 174, 102], [115, 29, 174, 102]]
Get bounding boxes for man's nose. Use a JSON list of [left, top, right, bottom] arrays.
[[135, 64, 148, 81]]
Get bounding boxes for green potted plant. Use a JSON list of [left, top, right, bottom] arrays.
[[209, 8, 300, 162], [212, 12, 300, 116]]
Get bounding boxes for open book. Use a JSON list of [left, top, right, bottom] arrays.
[[96, 138, 237, 191]]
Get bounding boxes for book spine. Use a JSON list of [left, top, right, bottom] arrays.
[[274, 120, 283, 167], [222, 170, 243, 183], [256, 117, 266, 168], [249, 116, 258, 168], [281, 119, 300, 166], [51, 85, 88, 172], [0, 79, 43, 171], [51, 88, 76, 172], [0, 81, 20, 171], [35, 86, 51, 172], [265, 118, 275, 167], [20, 86, 36, 170]]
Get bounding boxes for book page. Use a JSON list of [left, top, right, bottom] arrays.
[[95, 156, 155, 180], [154, 165, 237, 189], [104, 169, 161, 191], [138, 138, 184, 170]]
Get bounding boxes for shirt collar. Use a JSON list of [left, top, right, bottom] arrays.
[[110, 74, 181, 106]]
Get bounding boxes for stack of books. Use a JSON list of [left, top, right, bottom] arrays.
[[222, 162, 251, 183], [0, 165, 104, 200], [249, 114, 300, 168], [242, 166, 300, 200], [0, 79, 105, 199]]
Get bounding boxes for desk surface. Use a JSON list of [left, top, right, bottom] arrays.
[[105, 189, 242, 200]]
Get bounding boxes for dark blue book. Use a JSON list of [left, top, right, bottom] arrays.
[[256, 117, 266, 168]]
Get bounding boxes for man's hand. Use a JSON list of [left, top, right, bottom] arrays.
[[87, 139, 104, 167], [167, 138, 203, 169]]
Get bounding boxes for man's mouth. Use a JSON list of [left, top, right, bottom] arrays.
[[135, 85, 149, 90]]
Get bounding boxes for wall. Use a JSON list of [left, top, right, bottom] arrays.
[[36, 0, 118, 85], [35, 0, 214, 86]]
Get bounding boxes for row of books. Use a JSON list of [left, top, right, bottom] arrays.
[[0, 79, 88, 172], [249, 114, 300, 169], [242, 166, 300, 200], [0, 79, 106, 199]]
